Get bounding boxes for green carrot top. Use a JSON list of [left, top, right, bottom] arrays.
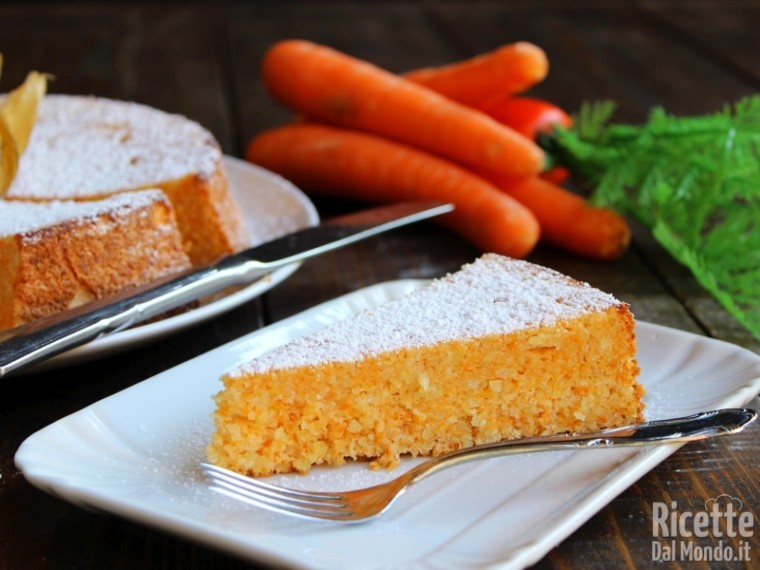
[[542, 95, 760, 342]]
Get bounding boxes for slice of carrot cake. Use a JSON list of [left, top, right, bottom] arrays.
[[207, 254, 644, 476]]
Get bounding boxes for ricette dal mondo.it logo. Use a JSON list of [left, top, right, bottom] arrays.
[[651, 494, 754, 563]]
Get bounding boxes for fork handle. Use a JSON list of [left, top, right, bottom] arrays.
[[408, 408, 757, 484]]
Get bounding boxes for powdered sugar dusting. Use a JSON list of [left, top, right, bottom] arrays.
[[4, 95, 221, 199], [233, 254, 624, 375], [0, 189, 170, 237]]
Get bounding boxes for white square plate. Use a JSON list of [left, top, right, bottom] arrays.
[[15, 280, 760, 569]]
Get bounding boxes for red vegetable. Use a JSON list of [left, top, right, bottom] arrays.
[[478, 97, 573, 140]]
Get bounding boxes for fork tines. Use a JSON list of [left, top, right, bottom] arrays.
[[200, 463, 354, 521]]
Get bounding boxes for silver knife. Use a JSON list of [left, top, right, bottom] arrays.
[[0, 200, 454, 378]]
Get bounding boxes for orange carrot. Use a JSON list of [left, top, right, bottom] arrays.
[[403, 42, 549, 108], [482, 173, 631, 260], [261, 39, 545, 178], [247, 123, 541, 258]]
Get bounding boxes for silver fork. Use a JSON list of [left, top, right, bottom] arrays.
[[201, 408, 756, 523]]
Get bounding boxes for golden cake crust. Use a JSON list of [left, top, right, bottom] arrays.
[[0, 190, 192, 331], [156, 160, 249, 266]]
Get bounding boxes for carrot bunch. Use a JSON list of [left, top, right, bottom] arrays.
[[247, 39, 630, 260]]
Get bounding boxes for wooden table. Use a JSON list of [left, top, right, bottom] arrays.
[[1, 2, 758, 568]]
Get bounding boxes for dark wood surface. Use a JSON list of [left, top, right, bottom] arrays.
[[1, 1, 759, 568]]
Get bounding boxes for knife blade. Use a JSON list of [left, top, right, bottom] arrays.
[[0, 200, 454, 378]]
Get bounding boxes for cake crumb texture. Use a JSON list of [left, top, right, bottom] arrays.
[[207, 254, 645, 477]]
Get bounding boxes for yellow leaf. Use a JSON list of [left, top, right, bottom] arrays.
[[0, 68, 48, 196], [1, 70, 47, 153], [0, 115, 19, 196]]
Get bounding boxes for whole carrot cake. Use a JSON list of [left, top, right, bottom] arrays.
[[207, 254, 645, 476], [4, 94, 249, 266]]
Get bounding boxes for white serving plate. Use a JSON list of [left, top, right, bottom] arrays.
[[31, 155, 319, 371], [15, 280, 760, 569]]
